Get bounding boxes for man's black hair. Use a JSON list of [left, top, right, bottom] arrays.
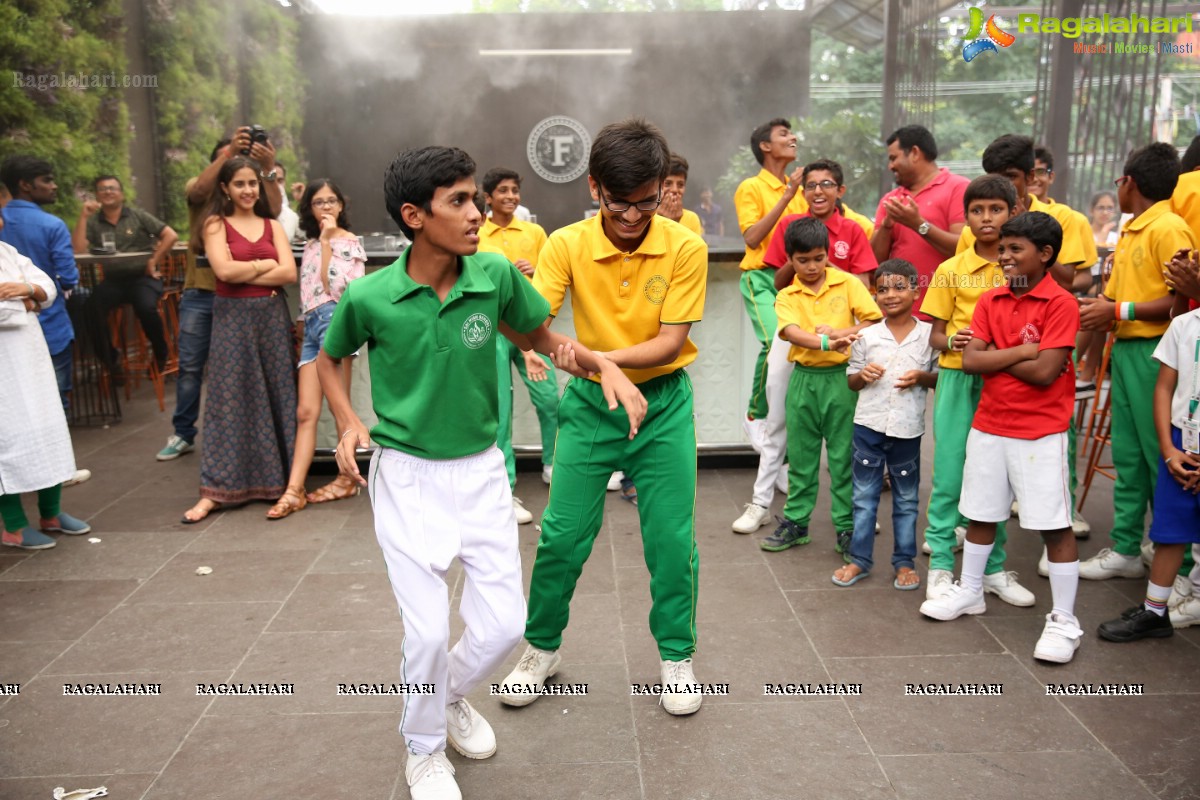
[[783, 215, 828, 257], [482, 167, 521, 197], [963, 174, 1018, 214], [875, 258, 918, 290], [383, 146, 476, 238], [1, 155, 53, 195], [802, 159, 844, 186], [1181, 135, 1200, 173], [93, 174, 122, 191], [1034, 145, 1054, 171], [667, 153, 689, 179], [1123, 142, 1180, 201], [981, 134, 1036, 176], [885, 125, 938, 161], [210, 138, 231, 164], [588, 118, 670, 198], [1000, 211, 1062, 266], [750, 117, 790, 166]]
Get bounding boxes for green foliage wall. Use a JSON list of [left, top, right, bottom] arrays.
[[145, 0, 306, 233], [0, 0, 130, 223]]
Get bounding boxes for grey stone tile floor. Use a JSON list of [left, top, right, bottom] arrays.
[[1, 389, 1198, 800]]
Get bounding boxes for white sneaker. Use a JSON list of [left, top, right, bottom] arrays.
[[1079, 548, 1144, 580], [1169, 594, 1200, 629], [921, 526, 966, 555], [1037, 546, 1049, 578], [982, 571, 1036, 607], [925, 569, 955, 601], [499, 644, 561, 707], [731, 503, 770, 534], [1141, 539, 1155, 567], [775, 464, 788, 495], [541, 464, 553, 485], [1071, 510, 1091, 539], [659, 658, 702, 715], [607, 471, 624, 492], [406, 752, 460, 800], [446, 698, 496, 759], [1168, 574, 1193, 608], [1033, 611, 1083, 663], [513, 497, 533, 525], [742, 417, 766, 454], [919, 581, 986, 620], [63, 468, 91, 487]]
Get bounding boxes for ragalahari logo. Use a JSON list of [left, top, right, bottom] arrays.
[[962, 7, 1016, 61]]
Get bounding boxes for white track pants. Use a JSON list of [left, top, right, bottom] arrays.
[[751, 334, 793, 507]]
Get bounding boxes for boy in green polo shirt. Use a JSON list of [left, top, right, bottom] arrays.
[[317, 146, 643, 800]]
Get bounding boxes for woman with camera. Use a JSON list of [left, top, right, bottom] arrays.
[[181, 156, 298, 523]]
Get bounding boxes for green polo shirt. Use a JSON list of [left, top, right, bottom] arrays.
[[86, 205, 167, 253], [323, 249, 551, 460]]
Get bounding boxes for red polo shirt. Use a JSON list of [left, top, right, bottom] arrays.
[[969, 274, 1080, 440], [874, 168, 970, 311], [762, 209, 877, 274]]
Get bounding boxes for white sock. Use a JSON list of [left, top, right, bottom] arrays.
[[1145, 580, 1172, 616], [1047, 560, 1079, 619], [960, 541, 992, 595]]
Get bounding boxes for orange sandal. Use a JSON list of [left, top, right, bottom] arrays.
[[267, 485, 307, 520], [306, 475, 361, 504]]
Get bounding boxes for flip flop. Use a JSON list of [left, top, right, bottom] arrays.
[[831, 568, 869, 587], [181, 499, 221, 525], [893, 570, 921, 591], [619, 484, 637, 506]]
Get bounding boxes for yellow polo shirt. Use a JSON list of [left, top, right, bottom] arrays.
[[478, 217, 547, 274], [678, 209, 703, 236], [842, 204, 875, 240], [920, 246, 1006, 369], [735, 168, 808, 271], [534, 213, 707, 384], [1170, 169, 1200, 240], [956, 195, 1097, 269], [1104, 200, 1196, 339], [775, 267, 881, 367]]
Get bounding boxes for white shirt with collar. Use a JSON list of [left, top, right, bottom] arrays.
[[847, 318, 936, 439]]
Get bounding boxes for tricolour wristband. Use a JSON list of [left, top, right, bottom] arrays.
[[1119, 302, 1136, 321], [820, 334, 830, 352]]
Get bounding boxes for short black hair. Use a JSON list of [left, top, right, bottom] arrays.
[[588, 118, 671, 198], [981, 134, 1035, 176], [1034, 146, 1054, 171], [963, 174, 1017, 214], [482, 167, 520, 196], [1123, 142, 1180, 201], [783, 215, 828, 257], [802, 159, 844, 186], [383, 146, 476, 238], [298, 179, 352, 241], [886, 125, 938, 161], [875, 258, 918, 290], [750, 117, 790, 166], [1000, 211, 1062, 266], [1181, 135, 1200, 173], [667, 153, 689, 179], [93, 174, 122, 191], [1, 155, 53, 195], [210, 138, 231, 163]]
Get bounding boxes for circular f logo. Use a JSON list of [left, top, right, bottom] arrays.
[[527, 116, 591, 184]]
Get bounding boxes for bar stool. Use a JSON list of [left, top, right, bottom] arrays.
[[1077, 330, 1116, 511]]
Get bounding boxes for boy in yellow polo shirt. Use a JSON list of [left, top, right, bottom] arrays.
[[761, 216, 880, 553], [735, 117, 808, 445], [1079, 142, 1197, 581], [657, 153, 703, 236], [500, 118, 708, 716], [478, 167, 556, 523]]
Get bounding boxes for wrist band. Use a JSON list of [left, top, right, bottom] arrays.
[[1118, 301, 1136, 321], [820, 334, 830, 352], [341, 429, 357, 442], [24, 281, 34, 298]]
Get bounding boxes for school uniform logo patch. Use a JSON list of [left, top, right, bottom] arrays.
[[833, 239, 850, 260], [462, 313, 493, 349], [643, 275, 669, 305], [1019, 322, 1041, 343]]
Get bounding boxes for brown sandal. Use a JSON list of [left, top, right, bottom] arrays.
[[306, 475, 361, 504], [267, 485, 307, 520]]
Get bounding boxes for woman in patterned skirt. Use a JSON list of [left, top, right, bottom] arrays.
[[182, 156, 297, 523]]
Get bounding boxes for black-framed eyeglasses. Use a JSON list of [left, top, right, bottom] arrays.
[[803, 180, 838, 191], [1114, 176, 1130, 188], [1031, 167, 1053, 178], [311, 198, 341, 208], [598, 187, 662, 214]]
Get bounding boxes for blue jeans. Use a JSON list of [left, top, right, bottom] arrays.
[[51, 344, 73, 413], [849, 424, 920, 573], [172, 289, 214, 443]]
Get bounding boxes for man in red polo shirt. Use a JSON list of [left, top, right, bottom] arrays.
[[919, 211, 1084, 664], [871, 125, 969, 315]]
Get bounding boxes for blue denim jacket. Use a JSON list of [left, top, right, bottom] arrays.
[[0, 200, 78, 353]]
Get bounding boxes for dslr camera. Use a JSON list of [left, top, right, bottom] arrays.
[[241, 125, 269, 156]]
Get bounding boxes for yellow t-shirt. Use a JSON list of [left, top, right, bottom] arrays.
[[956, 195, 1097, 269], [841, 204, 875, 240], [478, 217, 547, 275], [678, 209, 703, 237], [775, 267, 882, 367], [735, 168, 808, 271], [920, 246, 1006, 369], [533, 214, 707, 384], [1170, 169, 1200, 240], [1103, 200, 1197, 339]]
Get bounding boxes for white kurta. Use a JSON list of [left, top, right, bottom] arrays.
[[0, 241, 76, 495]]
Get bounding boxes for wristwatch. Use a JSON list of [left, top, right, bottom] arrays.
[[917, 221, 931, 236], [261, 169, 278, 182]]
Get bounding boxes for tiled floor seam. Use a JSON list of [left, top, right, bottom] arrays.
[[607, 512, 647, 800]]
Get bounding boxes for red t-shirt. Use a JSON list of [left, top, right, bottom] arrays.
[[970, 275, 1080, 440], [217, 218, 278, 298], [762, 209, 877, 274], [874, 168, 970, 312]]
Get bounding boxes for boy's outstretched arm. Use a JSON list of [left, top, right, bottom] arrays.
[[316, 350, 369, 486], [961, 337, 1038, 375]]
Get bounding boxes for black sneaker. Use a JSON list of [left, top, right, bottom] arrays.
[[835, 530, 853, 563], [1097, 605, 1174, 642], [760, 517, 810, 552]]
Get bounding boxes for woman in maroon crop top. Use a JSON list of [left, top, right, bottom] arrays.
[[182, 156, 298, 523]]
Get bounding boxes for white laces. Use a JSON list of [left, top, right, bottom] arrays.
[[409, 752, 455, 783], [516, 648, 545, 672]]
